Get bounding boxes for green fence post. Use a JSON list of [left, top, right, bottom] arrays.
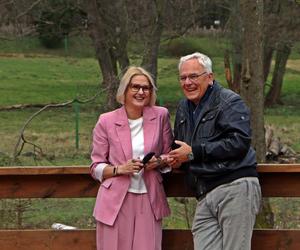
[[73, 100, 80, 149]]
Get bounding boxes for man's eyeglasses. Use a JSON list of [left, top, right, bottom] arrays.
[[179, 72, 207, 83], [129, 84, 152, 93]]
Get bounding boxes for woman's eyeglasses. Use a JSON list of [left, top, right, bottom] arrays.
[[179, 72, 207, 83], [129, 84, 152, 93]]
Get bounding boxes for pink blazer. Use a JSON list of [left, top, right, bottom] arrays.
[[90, 105, 173, 226]]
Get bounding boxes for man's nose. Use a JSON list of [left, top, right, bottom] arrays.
[[183, 77, 192, 85]]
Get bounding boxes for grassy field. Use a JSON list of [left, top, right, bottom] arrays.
[[0, 36, 299, 230], [0, 40, 299, 165]]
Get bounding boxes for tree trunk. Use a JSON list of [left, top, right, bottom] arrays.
[[227, 0, 242, 94], [232, 62, 242, 93], [265, 43, 291, 107], [224, 49, 242, 94], [107, 0, 130, 72], [263, 41, 274, 83], [85, 0, 128, 110], [240, 0, 266, 162], [141, 0, 167, 82], [224, 50, 233, 87]]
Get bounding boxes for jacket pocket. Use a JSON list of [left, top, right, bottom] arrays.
[[176, 118, 190, 142], [198, 110, 219, 137], [101, 178, 113, 189]]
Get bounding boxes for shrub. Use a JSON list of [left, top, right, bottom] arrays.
[[159, 36, 227, 58], [35, 2, 86, 49], [160, 38, 200, 57]]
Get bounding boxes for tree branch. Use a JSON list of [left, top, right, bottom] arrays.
[[16, 0, 43, 20], [13, 90, 103, 161]]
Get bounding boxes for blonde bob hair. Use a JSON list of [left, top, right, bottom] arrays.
[[116, 66, 157, 106]]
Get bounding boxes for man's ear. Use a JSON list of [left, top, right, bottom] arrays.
[[208, 73, 214, 85]]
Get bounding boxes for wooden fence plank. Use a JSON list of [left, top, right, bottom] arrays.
[[0, 174, 98, 198], [1, 165, 300, 198], [0, 164, 300, 249], [0, 166, 89, 175], [0, 229, 95, 250], [0, 229, 299, 250], [252, 229, 300, 250]]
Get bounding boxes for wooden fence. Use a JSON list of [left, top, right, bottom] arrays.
[[0, 164, 300, 250]]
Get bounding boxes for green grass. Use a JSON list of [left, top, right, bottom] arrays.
[[0, 198, 195, 230], [0, 55, 104, 165], [0, 108, 101, 166], [0, 198, 95, 229], [290, 42, 300, 60], [0, 57, 101, 106], [265, 112, 300, 153], [0, 38, 299, 165]]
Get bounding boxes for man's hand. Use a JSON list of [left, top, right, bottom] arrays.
[[166, 158, 181, 169], [144, 156, 160, 171], [168, 140, 192, 164]]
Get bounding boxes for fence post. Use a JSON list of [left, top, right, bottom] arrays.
[[73, 100, 80, 149]]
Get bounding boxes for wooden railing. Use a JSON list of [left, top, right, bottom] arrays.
[[0, 164, 300, 250]]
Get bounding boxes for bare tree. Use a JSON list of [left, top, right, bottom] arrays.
[[264, 0, 300, 106], [224, 0, 266, 161], [140, 0, 166, 81], [84, 0, 128, 110], [224, 0, 242, 93], [239, 0, 265, 162], [83, 0, 171, 108], [127, 0, 167, 81], [265, 42, 291, 106], [0, 0, 38, 37]]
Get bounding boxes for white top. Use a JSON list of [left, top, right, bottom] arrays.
[[94, 117, 147, 193], [127, 117, 147, 193]]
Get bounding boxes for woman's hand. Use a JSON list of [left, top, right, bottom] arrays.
[[117, 159, 143, 175], [144, 154, 171, 171], [144, 156, 160, 171]]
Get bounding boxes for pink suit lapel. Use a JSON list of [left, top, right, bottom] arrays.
[[114, 106, 158, 160], [142, 107, 157, 154], [115, 107, 133, 160]]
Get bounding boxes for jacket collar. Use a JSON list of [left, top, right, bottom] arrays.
[[142, 106, 157, 154], [182, 81, 222, 113], [179, 81, 222, 134], [114, 106, 157, 159]]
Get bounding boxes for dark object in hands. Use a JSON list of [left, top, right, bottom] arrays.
[[142, 152, 155, 165]]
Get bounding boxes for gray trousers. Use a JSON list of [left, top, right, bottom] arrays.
[[192, 177, 261, 250]]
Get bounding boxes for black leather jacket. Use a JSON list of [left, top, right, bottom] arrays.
[[174, 82, 258, 198]]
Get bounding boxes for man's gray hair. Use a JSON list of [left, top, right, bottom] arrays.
[[178, 52, 213, 73]]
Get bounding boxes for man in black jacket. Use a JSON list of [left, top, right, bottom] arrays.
[[168, 52, 261, 250]]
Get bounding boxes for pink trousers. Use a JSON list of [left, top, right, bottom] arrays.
[[96, 192, 162, 250]]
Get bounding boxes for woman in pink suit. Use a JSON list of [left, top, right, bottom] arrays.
[[90, 66, 173, 250]]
